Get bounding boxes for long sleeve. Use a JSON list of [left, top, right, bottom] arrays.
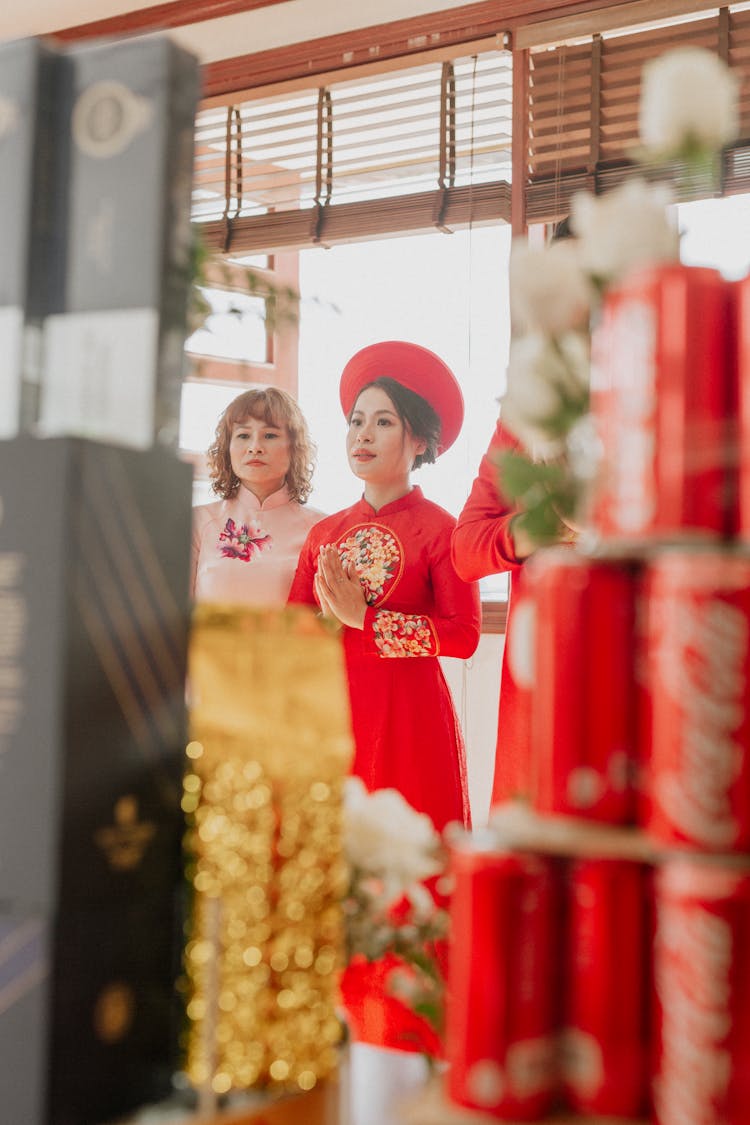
[[190, 525, 199, 600], [288, 532, 319, 607], [190, 507, 211, 600], [362, 534, 480, 659], [451, 419, 527, 582]]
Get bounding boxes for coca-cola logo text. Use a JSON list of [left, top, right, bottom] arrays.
[[654, 898, 732, 1123], [652, 592, 747, 847]]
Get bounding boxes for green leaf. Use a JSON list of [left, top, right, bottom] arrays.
[[413, 1001, 442, 1029], [496, 450, 565, 496], [495, 449, 583, 548]]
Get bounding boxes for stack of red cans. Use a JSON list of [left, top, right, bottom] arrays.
[[589, 260, 750, 840], [592, 261, 750, 1123], [637, 545, 750, 1124], [446, 835, 653, 1120], [523, 263, 748, 839], [445, 258, 750, 1122]]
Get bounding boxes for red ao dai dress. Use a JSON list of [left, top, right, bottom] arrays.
[[289, 485, 480, 1053], [289, 485, 480, 833]]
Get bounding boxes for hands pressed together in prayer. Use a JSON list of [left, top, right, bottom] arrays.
[[315, 544, 367, 629]]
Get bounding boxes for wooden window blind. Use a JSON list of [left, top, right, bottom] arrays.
[[524, 4, 750, 225], [191, 46, 513, 254]]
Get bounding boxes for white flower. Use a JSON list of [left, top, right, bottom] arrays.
[[566, 413, 602, 485], [571, 179, 679, 283], [389, 969, 420, 1002], [343, 778, 442, 902], [510, 238, 593, 335], [639, 46, 739, 157], [501, 331, 590, 456]]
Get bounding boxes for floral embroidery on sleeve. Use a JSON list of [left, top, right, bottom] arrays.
[[218, 518, 272, 562], [372, 611, 438, 657]]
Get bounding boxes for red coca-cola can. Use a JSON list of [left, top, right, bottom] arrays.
[[632, 565, 654, 825], [590, 262, 733, 543], [653, 856, 750, 1124], [641, 548, 750, 850], [445, 836, 560, 1119], [561, 858, 651, 1117], [734, 274, 750, 539], [529, 549, 639, 823]]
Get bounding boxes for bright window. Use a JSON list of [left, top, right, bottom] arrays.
[[677, 194, 750, 279], [296, 224, 512, 600], [185, 286, 268, 363]]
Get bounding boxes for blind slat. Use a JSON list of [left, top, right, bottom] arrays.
[[199, 181, 510, 256], [191, 47, 512, 248], [526, 5, 750, 224]]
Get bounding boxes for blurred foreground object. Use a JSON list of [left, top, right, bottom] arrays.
[[0, 435, 192, 1124], [0, 35, 199, 449], [184, 606, 353, 1097]]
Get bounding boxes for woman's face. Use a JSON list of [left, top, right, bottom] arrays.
[[346, 385, 426, 485], [229, 413, 292, 500]]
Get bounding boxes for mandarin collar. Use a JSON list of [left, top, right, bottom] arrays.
[[233, 482, 293, 512], [355, 485, 424, 517]]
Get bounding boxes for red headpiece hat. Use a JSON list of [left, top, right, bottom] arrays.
[[339, 340, 464, 455]]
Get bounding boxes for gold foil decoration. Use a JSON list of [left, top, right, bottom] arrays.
[[183, 605, 353, 1096]]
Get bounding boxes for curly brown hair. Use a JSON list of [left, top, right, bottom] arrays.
[[207, 387, 316, 503]]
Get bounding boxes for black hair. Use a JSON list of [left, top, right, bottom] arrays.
[[350, 376, 441, 469], [551, 215, 575, 242]]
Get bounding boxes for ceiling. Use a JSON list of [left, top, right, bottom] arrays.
[[0, 0, 467, 65], [1, 1, 678, 101]]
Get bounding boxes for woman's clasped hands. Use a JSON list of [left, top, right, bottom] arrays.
[[315, 544, 367, 629]]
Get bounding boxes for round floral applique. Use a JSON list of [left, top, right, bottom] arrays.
[[337, 525, 403, 606]]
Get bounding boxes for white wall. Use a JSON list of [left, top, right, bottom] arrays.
[[441, 632, 503, 829]]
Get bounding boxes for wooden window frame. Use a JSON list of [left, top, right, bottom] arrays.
[[187, 251, 300, 395]]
